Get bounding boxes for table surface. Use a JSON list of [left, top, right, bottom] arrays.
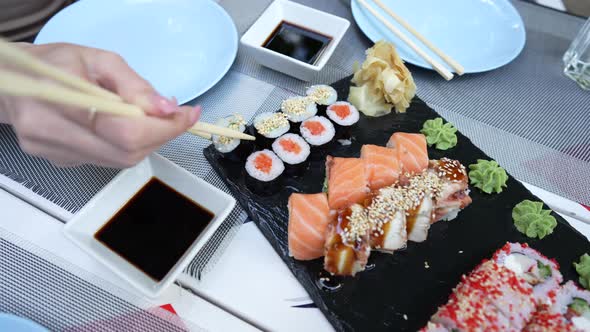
[[2, 0, 590, 331]]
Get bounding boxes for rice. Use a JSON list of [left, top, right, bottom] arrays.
[[306, 85, 337, 105], [281, 96, 317, 122], [272, 134, 310, 165], [253, 112, 290, 138], [245, 150, 284, 182], [300, 116, 335, 146], [326, 101, 360, 126], [212, 114, 246, 153]]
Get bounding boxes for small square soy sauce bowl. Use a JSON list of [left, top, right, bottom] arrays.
[[63, 154, 235, 298], [240, 0, 350, 81]]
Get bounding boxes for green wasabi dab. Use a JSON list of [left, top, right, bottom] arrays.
[[574, 254, 590, 289], [420, 117, 457, 150], [512, 200, 557, 239], [468, 159, 508, 194]]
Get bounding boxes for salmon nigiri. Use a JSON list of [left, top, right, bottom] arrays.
[[288, 193, 333, 260], [387, 132, 429, 175], [361, 144, 401, 191], [326, 156, 369, 211]]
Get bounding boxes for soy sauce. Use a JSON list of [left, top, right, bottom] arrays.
[[262, 21, 332, 65], [95, 177, 214, 281]]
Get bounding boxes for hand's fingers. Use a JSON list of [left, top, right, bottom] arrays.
[[13, 103, 155, 168], [93, 105, 201, 152], [85, 49, 178, 116]]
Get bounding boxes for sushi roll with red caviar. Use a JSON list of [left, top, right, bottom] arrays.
[[300, 116, 335, 147], [525, 281, 590, 332], [492, 242, 563, 305], [326, 101, 359, 126]]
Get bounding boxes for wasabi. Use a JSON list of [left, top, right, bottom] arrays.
[[420, 117, 457, 150], [512, 200, 557, 239], [574, 253, 590, 289], [468, 159, 508, 194]]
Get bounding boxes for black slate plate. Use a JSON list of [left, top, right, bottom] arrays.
[[204, 76, 590, 331]]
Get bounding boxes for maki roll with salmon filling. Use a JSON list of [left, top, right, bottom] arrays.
[[272, 134, 310, 175], [300, 116, 335, 147], [281, 96, 317, 124], [245, 150, 285, 195], [326, 102, 359, 128], [252, 112, 290, 148], [212, 114, 252, 161]]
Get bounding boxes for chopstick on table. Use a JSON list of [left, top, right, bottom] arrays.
[[0, 39, 253, 141], [371, 0, 465, 75], [356, 0, 455, 81]]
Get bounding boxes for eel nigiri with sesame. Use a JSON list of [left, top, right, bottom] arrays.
[[288, 193, 334, 260]]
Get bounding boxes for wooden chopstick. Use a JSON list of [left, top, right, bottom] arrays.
[[0, 69, 254, 140], [356, 0, 454, 81], [0, 38, 122, 101], [371, 0, 464, 75]]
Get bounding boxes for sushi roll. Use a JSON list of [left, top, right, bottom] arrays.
[[300, 116, 335, 147], [306, 85, 337, 106], [324, 204, 372, 276], [245, 150, 284, 195], [288, 193, 334, 261], [252, 112, 290, 148], [429, 259, 535, 331], [325, 156, 369, 211], [211, 114, 252, 161], [281, 96, 317, 123], [525, 281, 590, 332], [387, 132, 429, 175], [492, 242, 563, 304], [326, 102, 360, 128], [406, 196, 435, 243], [430, 158, 472, 222], [272, 133, 310, 176], [366, 187, 407, 253], [361, 144, 401, 191]]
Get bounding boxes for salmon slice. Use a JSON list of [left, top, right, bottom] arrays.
[[288, 193, 333, 260], [387, 133, 429, 175], [326, 156, 369, 211], [361, 144, 401, 190]]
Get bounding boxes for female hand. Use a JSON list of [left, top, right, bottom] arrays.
[[0, 42, 201, 168]]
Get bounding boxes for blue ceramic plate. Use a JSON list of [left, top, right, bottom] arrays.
[[351, 0, 526, 73], [0, 314, 48, 332], [35, 0, 238, 104]]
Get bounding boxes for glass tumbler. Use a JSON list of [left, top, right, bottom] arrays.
[[563, 17, 590, 90]]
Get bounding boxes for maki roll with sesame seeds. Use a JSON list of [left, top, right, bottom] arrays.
[[300, 116, 335, 148], [211, 114, 252, 161], [245, 149, 284, 195], [271, 133, 310, 176], [306, 84, 337, 106], [326, 101, 359, 137], [281, 96, 317, 125], [251, 112, 290, 149]]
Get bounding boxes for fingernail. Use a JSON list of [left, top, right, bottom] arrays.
[[151, 94, 177, 115], [189, 105, 201, 125]]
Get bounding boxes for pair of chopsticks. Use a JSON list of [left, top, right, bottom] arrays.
[[0, 38, 254, 141], [356, 0, 464, 81]]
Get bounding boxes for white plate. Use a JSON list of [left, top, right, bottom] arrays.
[[351, 0, 526, 73], [35, 0, 238, 104], [63, 154, 235, 298]]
